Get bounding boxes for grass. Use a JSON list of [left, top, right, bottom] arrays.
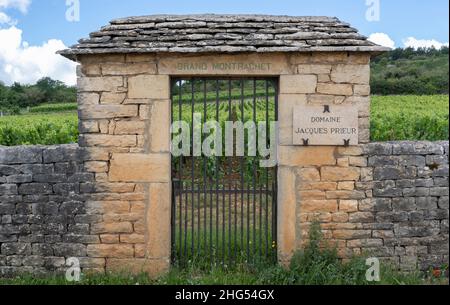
[[1, 222, 447, 286]]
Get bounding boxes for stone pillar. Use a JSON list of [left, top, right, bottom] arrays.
[[77, 54, 172, 276], [277, 52, 372, 263]]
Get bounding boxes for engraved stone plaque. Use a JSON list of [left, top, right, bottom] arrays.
[[293, 105, 359, 146]]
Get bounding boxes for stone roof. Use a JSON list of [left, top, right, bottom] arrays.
[[58, 14, 389, 60]]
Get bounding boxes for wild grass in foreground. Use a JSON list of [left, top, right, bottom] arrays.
[[1, 222, 447, 286]]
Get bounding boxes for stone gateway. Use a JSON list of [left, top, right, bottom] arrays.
[[0, 14, 448, 277]]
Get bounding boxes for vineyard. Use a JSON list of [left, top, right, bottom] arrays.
[[371, 95, 449, 141], [0, 112, 78, 146], [0, 95, 448, 146]]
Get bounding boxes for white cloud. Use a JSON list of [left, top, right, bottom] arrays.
[[403, 37, 449, 49], [0, 11, 11, 23], [0, 0, 31, 13], [368, 33, 395, 49], [0, 0, 30, 27], [0, 26, 77, 86]]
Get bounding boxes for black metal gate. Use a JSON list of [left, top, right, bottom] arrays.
[[170, 77, 278, 267]]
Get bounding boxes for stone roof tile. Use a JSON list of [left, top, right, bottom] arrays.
[[58, 14, 390, 60]]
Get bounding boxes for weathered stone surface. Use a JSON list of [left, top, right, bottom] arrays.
[[101, 62, 157, 75], [78, 104, 138, 119], [278, 94, 307, 145], [331, 64, 370, 84], [149, 101, 170, 152], [87, 244, 134, 258], [277, 167, 297, 263], [279, 146, 336, 166], [113, 120, 146, 135], [147, 183, 171, 259], [373, 166, 416, 180], [353, 85, 370, 96], [91, 222, 133, 234], [59, 15, 388, 60], [326, 190, 365, 200], [339, 200, 358, 212], [301, 200, 338, 212], [78, 76, 123, 92], [78, 93, 100, 105], [297, 168, 321, 182], [79, 134, 137, 147], [128, 75, 170, 99], [100, 92, 127, 104], [0, 146, 42, 164], [159, 53, 293, 75], [321, 166, 360, 181], [316, 83, 353, 96], [79, 121, 99, 133], [297, 64, 331, 74], [364, 142, 393, 155], [109, 153, 170, 182], [280, 75, 317, 94]]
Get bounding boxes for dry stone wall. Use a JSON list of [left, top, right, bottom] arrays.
[[0, 145, 103, 276], [1, 141, 447, 275], [295, 141, 449, 271]]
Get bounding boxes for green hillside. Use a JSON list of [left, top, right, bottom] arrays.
[[371, 47, 449, 95]]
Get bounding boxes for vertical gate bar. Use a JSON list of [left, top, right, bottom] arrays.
[[228, 79, 232, 264], [273, 79, 279, 261], [259, 168, 263, 260], [209, 82, 213, 262], [265, 80, 270, 257], [198, 176, 201, 255], [215, 80, 220, 263], [252, 78, 257, 259], [196, 81, 201, 255], [205, 80, 214, 264], [234, 183, 237, 261], [170, 80, 175, 263], [272, 180, 277, 261], [240, 80, 245, 254], [257, 81, 262, 260], [177, 80, 182, 263], [203, 80, 207, 257], [191, 79, 195, 259], [222, 181, 225, 264], [180, 80, 187, 264], [229, 183, 232, 264], [184, 182, 188, 261], [246, 79, 250, 261]]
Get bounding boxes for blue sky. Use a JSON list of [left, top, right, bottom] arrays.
[[0, 0, 448, 85]]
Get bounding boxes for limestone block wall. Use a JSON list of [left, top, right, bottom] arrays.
[[276, 52, 372, 263], [76, 53, 171, 275]]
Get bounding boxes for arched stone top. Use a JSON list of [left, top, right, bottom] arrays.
[[58, 14, 389, 60]]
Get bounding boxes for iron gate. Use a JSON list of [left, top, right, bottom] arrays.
[[170, 77, 278, 267]]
